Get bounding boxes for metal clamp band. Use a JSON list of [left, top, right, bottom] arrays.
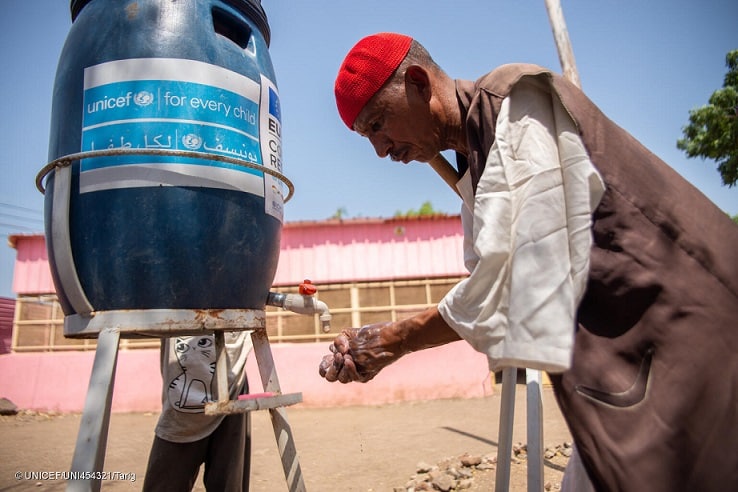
[[36, 147, 295, 202]]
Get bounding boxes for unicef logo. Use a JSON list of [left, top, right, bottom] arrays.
[[133, 91, 154, 106], [181, 133, 203, 150]]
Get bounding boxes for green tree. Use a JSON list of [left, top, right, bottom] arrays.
[[394, 201, 439, 218], [677, 49, 738, 187], [417, 201, 436, 215], [331, 206, 348, 220]]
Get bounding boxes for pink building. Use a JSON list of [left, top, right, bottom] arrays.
[[0, 297, 13, 355], [1, 216, 494, 412]]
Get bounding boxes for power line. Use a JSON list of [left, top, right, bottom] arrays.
[[0, 203, 45, 235], [0, 202, 43, 215], [0, 212, 44, 224], [0, 222, 43, 232]]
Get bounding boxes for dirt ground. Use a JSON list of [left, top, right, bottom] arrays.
[[0, 385, 572, 491]]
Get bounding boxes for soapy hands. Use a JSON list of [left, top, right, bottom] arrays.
[[318, 308, 461, 384], [318, 322, 404, 383]]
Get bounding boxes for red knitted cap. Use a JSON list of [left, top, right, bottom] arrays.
[[334, 33, 413, 129]]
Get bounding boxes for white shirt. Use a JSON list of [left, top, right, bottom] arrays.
[[438, 77, 605, 373], [155, 331, 252, 442]]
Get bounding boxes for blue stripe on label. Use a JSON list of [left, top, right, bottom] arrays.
[[81, 121, 263, 174], [83, 81, 260, 133], [268, 87, 281, 122], [81, 77, 263, 175], [78, 58, 278, 198]]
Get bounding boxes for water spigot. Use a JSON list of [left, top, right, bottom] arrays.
[[267, 280, 331, 332]]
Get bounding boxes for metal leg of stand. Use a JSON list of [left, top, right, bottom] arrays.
[[67, 326, 121, 492], [251, 329, 306, 492], [495, 367, 517, 492], [526, 369, 544, 492], [214, 331, 229, 401]]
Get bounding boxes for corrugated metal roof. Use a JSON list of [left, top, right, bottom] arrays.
[[8, 215, 467, 294], [283, 213, 459, 228], [274, 215, 466, 285]]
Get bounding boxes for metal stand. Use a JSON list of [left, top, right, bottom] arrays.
[[526, 369, 544, 491], [495, 368, 544, 492], [67, 327, 120, 492], [207, 329, 306, 491], [64, 309, 306, 492]]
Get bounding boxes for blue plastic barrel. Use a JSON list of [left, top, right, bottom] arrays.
[[44, 0, 285, 314]]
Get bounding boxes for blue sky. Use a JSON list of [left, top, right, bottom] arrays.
[[0, 0, 736, 298]]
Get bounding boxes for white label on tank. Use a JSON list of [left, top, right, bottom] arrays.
[[79, 57, 284, 222], [259, 74, 284, 221]]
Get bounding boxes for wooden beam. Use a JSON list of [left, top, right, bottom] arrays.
[[544, 0, 581, 87]]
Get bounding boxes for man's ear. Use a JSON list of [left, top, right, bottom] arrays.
[[405, 65, 432, 102]]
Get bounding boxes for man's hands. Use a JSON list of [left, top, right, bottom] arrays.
[[318, 322, 404, 383], [318, 307, 462, 384]]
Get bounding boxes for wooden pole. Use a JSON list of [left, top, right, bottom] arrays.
[[428, 154, 461, 197], [544, 0, 581, 88], [429, 1, 581, 197]]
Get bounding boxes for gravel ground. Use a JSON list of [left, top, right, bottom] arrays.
[[1, 385, 571, 491]]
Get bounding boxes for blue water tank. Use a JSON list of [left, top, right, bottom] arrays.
[[44, 0, 285, 314]]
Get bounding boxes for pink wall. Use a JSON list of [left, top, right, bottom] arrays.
[[8, 234, 55, 295], [3, 216, 481, 412], [0, 297, 14, 354], [0, 340, 492, 413]]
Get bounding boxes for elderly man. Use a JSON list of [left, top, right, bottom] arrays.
[[319, 33, 738, 491]]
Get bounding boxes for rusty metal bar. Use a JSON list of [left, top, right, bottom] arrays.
[[64, 309, 266, 338], [205, 392, 303, 415]]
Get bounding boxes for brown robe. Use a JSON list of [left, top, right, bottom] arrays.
[[456, 64, 738, 491]]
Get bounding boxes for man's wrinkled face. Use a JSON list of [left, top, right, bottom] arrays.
[[353, 80, 440, 164]]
